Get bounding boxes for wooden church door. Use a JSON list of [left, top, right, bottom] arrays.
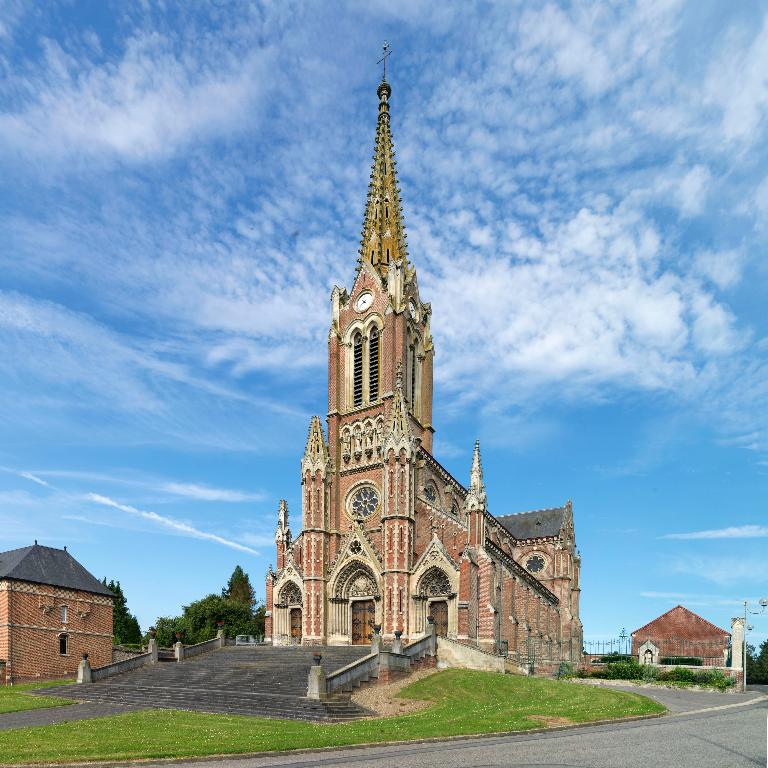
[[431, 601, 448, 637], [351, 600, 375, 644], [289, 608, 302, 643]]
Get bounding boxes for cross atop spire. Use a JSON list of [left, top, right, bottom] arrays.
[[358, 64, 410, 279], [377, 41, 392, 82]]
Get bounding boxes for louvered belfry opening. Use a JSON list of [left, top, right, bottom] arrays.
[[353, 332, 363, 407], [369, 328, 379, 401]]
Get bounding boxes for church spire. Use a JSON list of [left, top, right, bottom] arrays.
[[359, 53, 410, 278], [466, 440, 486, 510]]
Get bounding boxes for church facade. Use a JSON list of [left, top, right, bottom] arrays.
[[265, 77, 582, 662]]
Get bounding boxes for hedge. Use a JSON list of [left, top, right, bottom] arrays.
[[660, 656, 702, 666]]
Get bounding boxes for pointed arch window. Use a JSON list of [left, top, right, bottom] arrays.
[[353, 332, 363, 407], [369, 327, 380, 402], [409, 344, 417, 409]]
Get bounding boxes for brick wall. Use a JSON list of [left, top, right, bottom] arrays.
[[631, 606, 730, 662], [0, 579, 113, 683]]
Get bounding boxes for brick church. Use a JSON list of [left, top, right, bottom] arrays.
[[265, 74, 583, 661]]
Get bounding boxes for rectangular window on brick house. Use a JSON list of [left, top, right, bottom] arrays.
[[59, 633, 68, 655], [60, 605, 68, 624]]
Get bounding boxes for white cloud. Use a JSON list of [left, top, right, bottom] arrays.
[[0, 32, 272, 162], [0, 466, 50, 487], [672, 555, 768, 585], [676, 165, 710, 217], [86, 493, 258, 555], [161, 482, 264, 503], [705, 15, 768, 144], [662, 525, 768, 540]]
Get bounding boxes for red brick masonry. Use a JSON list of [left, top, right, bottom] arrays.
[[0, 579, 113, 683]]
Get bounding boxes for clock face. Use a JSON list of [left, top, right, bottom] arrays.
[[526, 555, 545, 574], [408, 300, 418, 320], [355, 292, 373, 312], [349, 486, 379, 518]]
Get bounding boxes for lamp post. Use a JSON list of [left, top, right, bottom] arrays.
[[742, 598, 768, 692]]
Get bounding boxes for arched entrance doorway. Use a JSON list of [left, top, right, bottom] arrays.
[[329, 560, 380, 644], [418, 566, 454, 638]]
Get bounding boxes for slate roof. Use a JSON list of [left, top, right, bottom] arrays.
[[0, 544, 114, 597], [495, 506, 567, 540]]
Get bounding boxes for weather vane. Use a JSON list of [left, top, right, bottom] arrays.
[[377, 41, 392, 81]]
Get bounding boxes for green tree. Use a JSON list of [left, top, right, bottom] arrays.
[[747, 640, 768, 684], [103, 578, 142, 645], [222, 565, 255, 606]]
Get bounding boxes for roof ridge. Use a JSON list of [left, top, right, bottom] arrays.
[[631, 605, 729, 636]]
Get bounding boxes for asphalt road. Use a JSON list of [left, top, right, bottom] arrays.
[[172, 698, 768, 768]]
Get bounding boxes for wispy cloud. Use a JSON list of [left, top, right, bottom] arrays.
[[661, 525, 768, 540], [0, 466, 50, 487], [671, 556, 768, 586], [86, 493, 258, 555], [161, 482, 264, 503], [639, 591, 744, 607]]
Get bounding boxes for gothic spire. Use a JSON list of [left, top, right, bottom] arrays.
[[358, 70, 410, 278], [301, 416, 330, 475], [466, 440, 486, 510]]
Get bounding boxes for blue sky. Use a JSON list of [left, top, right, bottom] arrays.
[[1, 1, 767, 646]]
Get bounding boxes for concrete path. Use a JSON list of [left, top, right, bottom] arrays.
[[0, 701, 147, 731], [170, 698, 768, 768]]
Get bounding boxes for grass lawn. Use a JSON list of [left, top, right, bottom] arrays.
[[0, 680, 74, 715], [0, 670, 665, 764]]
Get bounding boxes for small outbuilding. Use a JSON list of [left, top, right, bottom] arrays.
[[631, 605, 730, 666], [0, 543, 114, 683]]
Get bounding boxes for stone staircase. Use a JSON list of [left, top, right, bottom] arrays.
[[42, 645, 373, 722]]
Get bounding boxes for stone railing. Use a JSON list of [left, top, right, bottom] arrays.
[[402, 628, 437, 663], [323, 652, 380, 695], [78, 631, 226, 684], [89, 651, 153, 682], [178, 632, 225, 660], [436, 635, 506, 673], [308, 625, 439, 699]]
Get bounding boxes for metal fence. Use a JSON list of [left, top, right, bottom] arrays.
[[583, 630, 730, 666]]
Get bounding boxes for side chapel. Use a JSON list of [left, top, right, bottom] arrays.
[[265, 74, 583, 661]]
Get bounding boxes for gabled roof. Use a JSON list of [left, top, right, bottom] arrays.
[[0, 544, 113, 597], [495, 506, 567, 540], [631, 605, 729, 637]]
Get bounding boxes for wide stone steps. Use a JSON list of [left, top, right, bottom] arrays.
[[43, 645, 373, 722]]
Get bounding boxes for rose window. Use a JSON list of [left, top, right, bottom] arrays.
[[350, 486, 379, 518], [526, 555, 545, 573]]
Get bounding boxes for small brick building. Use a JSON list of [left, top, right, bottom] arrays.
[[0, 543, 114, 684], [631, 605, 730, 666]]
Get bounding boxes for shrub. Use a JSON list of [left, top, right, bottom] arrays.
[[642, 664, 658, 682], [694, 669, 734, 690], [597, 654, 633, 663], [557, 661, 574, 678], [663, 666, 697, 683], [605, 660, 644, 680], [660, 656, 702, 666]]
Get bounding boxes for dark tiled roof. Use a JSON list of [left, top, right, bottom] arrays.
[[495, 506, 567, 540], [0, 544, 113, 597]]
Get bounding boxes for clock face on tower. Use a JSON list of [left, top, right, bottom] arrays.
[[355, 292, 373, 312]]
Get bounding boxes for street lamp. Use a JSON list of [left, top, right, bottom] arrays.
[[742, 598, 768, 692]]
